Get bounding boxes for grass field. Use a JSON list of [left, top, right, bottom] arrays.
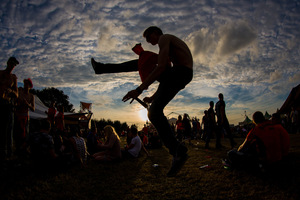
[[1, 134, 300, 200]]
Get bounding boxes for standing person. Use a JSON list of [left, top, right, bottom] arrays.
[[205, 101, 216, 149], [201, 110, 208, 140], [14, 78, 35, 156], [290, 107, 299, 134], [176, 115, 184, 141], [46, 101, 56, 128], [215, 93, 236, 149], [182, 113, 192, 145], [0, 57, 19, 161], [55, 105, 64, 135], [122, 26, 193, 177]]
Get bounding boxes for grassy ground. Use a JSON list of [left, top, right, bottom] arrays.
[[1, 134, 300, 200]]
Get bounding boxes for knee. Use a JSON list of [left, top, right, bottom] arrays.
[[147, 108, 156, 122], [147, 106, 162, 122]]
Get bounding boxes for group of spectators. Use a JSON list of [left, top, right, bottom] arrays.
[[0, 57, 36, 162], [0, 57, 296, 174], [171, 93, 292, 171]]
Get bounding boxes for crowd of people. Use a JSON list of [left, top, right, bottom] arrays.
[[1, 25, 298, 177]]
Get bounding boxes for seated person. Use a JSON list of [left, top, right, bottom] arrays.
[[29, 119, 57, 165], [139, 131, 148, 146], [147, 131, 162, 149], [87, 126, 99, 155], [69, 128, 89, 167], [122, 125, 149, 158], [92, 125, 121, 162], [227, 111, 290, 169]]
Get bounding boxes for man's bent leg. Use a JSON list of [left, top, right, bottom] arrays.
[[148, 86, 186, 156]]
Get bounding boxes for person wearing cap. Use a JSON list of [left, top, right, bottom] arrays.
[[14, 78, 35, 156], [0, 57, 19, 160]]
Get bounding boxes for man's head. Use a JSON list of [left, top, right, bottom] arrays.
[[7, 57, 19, 71], [130, 125, 138, 136], [218, 93, 224, 100], [209, 101, 214, 107], [252, 111, 266, 125], [143, 26, 163, 45]]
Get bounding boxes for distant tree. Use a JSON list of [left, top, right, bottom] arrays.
[[113, 120, 122, 133], [91, 118, 129, 135], [31, 87, 74, 112]]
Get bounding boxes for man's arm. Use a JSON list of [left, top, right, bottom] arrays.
[[122, 36, 170, 102], [139, 35, 170, 91], [10, 74, 18, 98]]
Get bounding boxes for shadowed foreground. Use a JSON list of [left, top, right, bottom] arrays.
[[1, 134, 300, 200]]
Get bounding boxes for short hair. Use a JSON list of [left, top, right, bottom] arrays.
[[252, 111, 265, 124], [143, 26, 163, 38], [218, 93, 224, 100], [7, 57, 19, 65], [209, 101, 214, 106], [130, 125, 138, 135]]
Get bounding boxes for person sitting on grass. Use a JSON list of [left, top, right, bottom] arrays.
[[69, 127, 89, 168], [122, 125, 149, 158], [139, 131, 148, 146], [29, 119, 58, 166], [147, 131, 162, 149], [226, 111, 290, 170], [92, 125, 121, 162]]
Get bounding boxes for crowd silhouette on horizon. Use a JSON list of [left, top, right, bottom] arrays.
[[1, 25, 298, 179], [1, 43, 299, 175]]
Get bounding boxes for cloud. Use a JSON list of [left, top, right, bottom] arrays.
[[269, 70, 282, 82], [1, 0, 300, 127], [216, 21, 257, 58], [289, 72, 300, 84]]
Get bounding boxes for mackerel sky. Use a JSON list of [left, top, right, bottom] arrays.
[[1, 0, 299, 127]]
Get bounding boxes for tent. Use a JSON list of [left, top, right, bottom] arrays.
[[29, 95, 92, 129], [243, 115, 252, 124], [279, 84, 300, 114], [264, 111, 272, 120]]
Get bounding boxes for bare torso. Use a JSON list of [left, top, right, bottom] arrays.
[[158, 34, 193, 69], [0, 70, 17, 100]]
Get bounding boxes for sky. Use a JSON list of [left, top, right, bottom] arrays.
[[1, 0, 300, 128]]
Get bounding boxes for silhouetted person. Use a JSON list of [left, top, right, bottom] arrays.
[[46, 101, 56, 128], [122, 26, 193, 177], [205, 101, 216, 149], [0, 57, 19, 161], [176, 115, 184, 141], [182, 113, 192, 145], [227, 111, 290, 170], [14, 78, 35, 156], [215, 93, 236, 149]]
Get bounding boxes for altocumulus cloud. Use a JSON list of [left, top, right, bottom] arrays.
[[0, 0, 299, 126]]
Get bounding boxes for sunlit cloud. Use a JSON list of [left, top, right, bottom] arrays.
[[1, 0, 299, 128]]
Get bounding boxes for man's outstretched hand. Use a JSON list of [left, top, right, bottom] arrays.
[[122, 89, 141, 103]]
